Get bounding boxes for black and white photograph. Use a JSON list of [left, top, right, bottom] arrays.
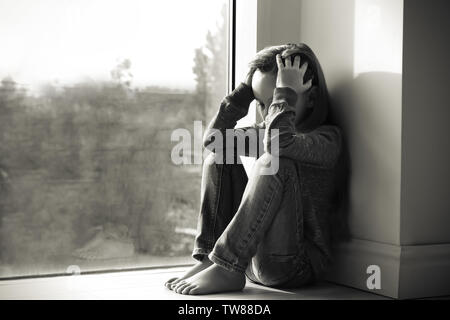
[[0, 0, 449, 310]]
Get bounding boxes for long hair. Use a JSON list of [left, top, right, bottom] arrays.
[[249, 43, 350, 243], [248, 43, 330, 132]]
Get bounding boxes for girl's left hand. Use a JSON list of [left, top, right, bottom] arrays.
[[244, 67, 254, 87], [275, 53, 312, 94]]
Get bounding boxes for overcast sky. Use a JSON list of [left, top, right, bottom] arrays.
[[0, 0, 227, 91]]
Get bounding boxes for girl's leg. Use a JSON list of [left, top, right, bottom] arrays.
[[165, 152, 247, 289], [192, 152, 248, 261], [173, 153, 312, 294], [245, 160, 315, 288], [207, 153, 302, 274]]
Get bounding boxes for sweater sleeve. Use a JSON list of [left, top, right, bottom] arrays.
[[203, 82, 264, 159], [264, 87, 342, 169]]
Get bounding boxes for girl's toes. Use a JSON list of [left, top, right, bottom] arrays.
[[173, 281, 186, 293], [189, 286, 200, 295], [171, 280, 182, 289], [165, 277, 178, 288], [176, 282, 190, 294], [171, 278, 182, 288], [181, 284, 194, 295], [167, 277, 178, 284], [186, 285, 198, 295]]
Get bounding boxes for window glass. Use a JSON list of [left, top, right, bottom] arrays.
[[0, 0, 230, 278]]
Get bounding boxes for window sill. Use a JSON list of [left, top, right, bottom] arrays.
[[0, 265, 387, 300]]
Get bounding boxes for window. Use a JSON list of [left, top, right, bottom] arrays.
[[0, 0, 231, 278]]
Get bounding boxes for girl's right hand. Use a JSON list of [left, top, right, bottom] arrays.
[[275, 53, 312, 94]]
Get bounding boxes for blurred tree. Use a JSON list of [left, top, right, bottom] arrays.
[[0, 76, 17, 95], [192, 48, 210, 121], [110, 58, 134, 88], [192, 3, 228, 123], [0, 77, 21, 168]]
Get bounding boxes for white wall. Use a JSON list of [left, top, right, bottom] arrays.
[[297, 0, 404, 245]]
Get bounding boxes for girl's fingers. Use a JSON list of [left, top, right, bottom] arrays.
[[276, 54, 284, 68], [293, 55, 301, 68], [304, 79, 313, 90], [300, 61, 308, 74], [285, 55, 292, 67]]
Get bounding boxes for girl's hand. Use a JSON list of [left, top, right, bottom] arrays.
[[275, 53, 312, 94], [244, 68, 254, 87]]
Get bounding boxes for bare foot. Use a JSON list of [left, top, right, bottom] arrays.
[[165, 257, 213, 290], [172, 263, 246, 295]]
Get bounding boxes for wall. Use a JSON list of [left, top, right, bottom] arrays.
[[297, 0, 404, 245], [401, 0, 450, 245]]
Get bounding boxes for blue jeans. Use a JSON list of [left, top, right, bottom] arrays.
[[192, 152, 315, 288]]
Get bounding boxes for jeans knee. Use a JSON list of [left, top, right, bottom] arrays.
[[254, 153, 276, 174], [254, 153, 296, 176], [203, 152, 226, 168], [203, 152, 216, 167]]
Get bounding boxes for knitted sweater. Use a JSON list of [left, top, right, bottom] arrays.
[[203, 82, 343, 278]]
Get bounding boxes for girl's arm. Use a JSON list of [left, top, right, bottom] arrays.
[[203, 82, 264, 159], [264, 86, 342, 169]]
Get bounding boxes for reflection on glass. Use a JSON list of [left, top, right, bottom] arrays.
[[0, 0, 229, 277]]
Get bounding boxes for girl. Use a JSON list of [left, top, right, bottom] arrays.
[[165, 43, 345, 295]]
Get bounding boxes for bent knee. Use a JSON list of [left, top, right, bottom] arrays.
[[203, 152, 224, 167], [254, 153, 296, 176]]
